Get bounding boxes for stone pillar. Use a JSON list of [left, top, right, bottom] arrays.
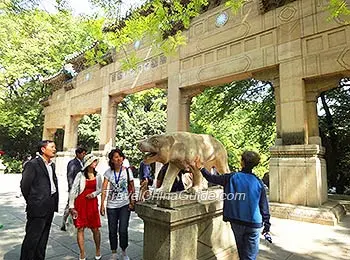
[[269, 145, 327, 206], [167, 76, 204, 131], [178, 88, 204, 131], [178, 93, 192, 132], [279, 59, 308, 144], [166, 58, 181, 132], [99, 95, 124, 151], [63, 115, 82, 151], [42, 128, 56, 141], [306, 91, 321, 145], [136, 189, 237, 260], [269, 59, 328, 206], [304, 76, 340, 145], [273, 78, 282, 144]]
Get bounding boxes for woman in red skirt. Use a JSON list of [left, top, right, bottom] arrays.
[[69, 154, 102, 260]]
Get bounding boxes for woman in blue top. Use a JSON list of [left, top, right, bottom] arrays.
[[191, 150, 271, 260]]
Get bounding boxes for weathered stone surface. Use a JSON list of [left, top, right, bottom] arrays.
[[43, 0, 350, 238], [136, 188, 237, 260], [269, 144, 328, 207], [270, 200, 346, 226]]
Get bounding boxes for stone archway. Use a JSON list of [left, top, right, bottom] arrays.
[[43, 0, 349, 222], [42, 0, 350, 258], [43, 0, 350, 206]]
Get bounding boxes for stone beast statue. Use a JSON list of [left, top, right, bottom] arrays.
[[138, 132, 230, 193]]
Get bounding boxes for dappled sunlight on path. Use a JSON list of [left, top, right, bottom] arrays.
[[0, 174, 349, 259]]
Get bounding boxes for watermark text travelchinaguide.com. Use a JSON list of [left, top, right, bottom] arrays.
[[104, 189, 246, 201]]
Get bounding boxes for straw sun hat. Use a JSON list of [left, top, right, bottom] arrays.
[[81, 153, 98, 171]]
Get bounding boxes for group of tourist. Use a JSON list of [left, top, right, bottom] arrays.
[[20, 142, 134, 260], [19, 139, 271, 260]]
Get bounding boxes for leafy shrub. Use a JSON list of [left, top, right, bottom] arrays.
[[1, 155, 22, 174]]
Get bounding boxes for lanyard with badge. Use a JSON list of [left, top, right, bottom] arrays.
[[110, 167, 123, 200], [113, 167, 123, 187]]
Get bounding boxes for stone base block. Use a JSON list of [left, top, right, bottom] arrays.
[[136, 189, 237, 260], [269, 144, 328, 206], [328, 194, 350, 213], [270, 200, 346, 226]]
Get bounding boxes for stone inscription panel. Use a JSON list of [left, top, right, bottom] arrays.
[[70, 89, 102, 115], [303, 27, 350, 77], [110, 54, 167, 85], [44, 108, 66, 128], [181, 29, 277, 71], [180, 27, 278, 86], [109, 64, 167, 96]]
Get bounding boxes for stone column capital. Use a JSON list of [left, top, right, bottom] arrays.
[[305, 76, 341, 97], [181, 86, 206, 100], [72, 115, 84, 122], [47, 128, 57, 135], [252, 68, 279, 86], [155, 81, 168, 89], [111, 95, 126, 106], [305, 90, 318, 103]]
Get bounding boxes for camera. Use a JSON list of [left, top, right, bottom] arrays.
[[264, 232, 272, 243]]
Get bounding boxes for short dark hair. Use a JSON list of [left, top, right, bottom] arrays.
[[108, 148, 125, 170], [37, 140, 54, 155], [241, 151, 260, 171], [75, 147, 87, 155]]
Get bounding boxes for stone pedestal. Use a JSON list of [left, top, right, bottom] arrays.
[[270, 200, 345, 226], [136, 188, 237, 260], [269, 144, 328, 206], [269, 144, 346, 225]]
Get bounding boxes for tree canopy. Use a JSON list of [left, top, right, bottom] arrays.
[[1, 0, 350, 195], [319, 78, 350, 192], [0, 7, 100, 161], [190, 79, 276, 177]]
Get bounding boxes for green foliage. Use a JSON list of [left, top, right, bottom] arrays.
[[0, 8, 100, 159], [225, 0, 245, 14], [78, 114, 101, 150], [97, 0, 209, 69], [0, 10, 96, 92], [115, 88, 167, 166], [191, 79, 276, 178], [76, 88, 167, 166], [327, 0, 350, 24], [1, 155, 22, 174], [318, 79, 350, 191], [0, 81, 43, 160]]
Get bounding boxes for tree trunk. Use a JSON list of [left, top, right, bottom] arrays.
[[320, 92, 343, 193]]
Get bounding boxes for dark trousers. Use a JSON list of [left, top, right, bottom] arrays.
[[230, 222, 260, 260], [61, 198, 70, 227], [107, 205, 130, 251], [20, 212, 54, 260]]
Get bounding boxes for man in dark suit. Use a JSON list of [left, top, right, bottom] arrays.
[[60, 147, 86, 231], [20, 140, 58, 260]]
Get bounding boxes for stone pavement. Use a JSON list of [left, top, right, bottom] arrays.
[[0, 174, 349, 260]]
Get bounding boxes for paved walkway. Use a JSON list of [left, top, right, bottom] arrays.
[[0, 174, 349, 260]]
